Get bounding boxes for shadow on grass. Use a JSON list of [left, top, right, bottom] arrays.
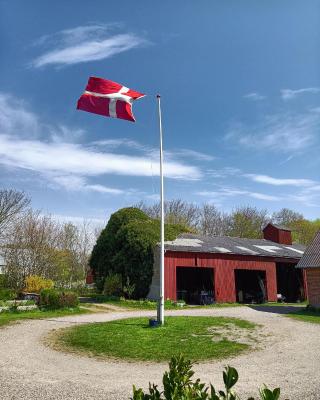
[[248, 305, 306, 315]]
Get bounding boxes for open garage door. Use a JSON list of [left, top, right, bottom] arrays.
[[176, 267, 214, 305], [235, 269, 266, 303], [276, 263, 304, 302]]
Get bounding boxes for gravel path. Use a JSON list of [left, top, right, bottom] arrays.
[[0, 306, 319, 400]]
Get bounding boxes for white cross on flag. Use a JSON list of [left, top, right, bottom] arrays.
[[77, 76, 145, 122]]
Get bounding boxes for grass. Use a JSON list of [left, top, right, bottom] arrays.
[[83, 296, 243, 310], [0, 307, 89, 328], [287, 308, 320, 324], [55, 316, 256, 362], [253, 301, 307, 307]]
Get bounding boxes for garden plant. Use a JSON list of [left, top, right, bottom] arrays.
[[132, 355, 281, 400]]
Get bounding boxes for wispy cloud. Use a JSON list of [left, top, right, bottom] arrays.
[[206, 167, 242, 179], [92, 138, 148, 152], [51, 175, 124, 194], [197, 187, 280, 202], [226, 111, 318, 153], [281, 87, 320, 100], [31, 24, 148, 68], [243, 92, 266, 101], [0, 93, 40, 138], [245, 174, 315, 187], [0, 93, 202, 195], [168, 149, 215, 162], [0, 134, 202, 180]]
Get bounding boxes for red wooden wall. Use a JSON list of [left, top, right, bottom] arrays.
[[164, 251, 278, 302], [263, 224, 292, 245], [305, 268, 320, 307]]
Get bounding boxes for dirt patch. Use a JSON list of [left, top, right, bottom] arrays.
[[207, 322, 264, 347]]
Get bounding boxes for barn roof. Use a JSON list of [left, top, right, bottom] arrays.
[[164, 233, 305, 259], [296, 231, 320, 268]]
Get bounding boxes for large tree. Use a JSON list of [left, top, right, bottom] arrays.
[[90, 207, 190, 298], [272, 208, 304, 227], [198, 204, 230, 236], [136, 200, 200, 230], [227, 206, 269, 239], [0, 189, 30, 235]]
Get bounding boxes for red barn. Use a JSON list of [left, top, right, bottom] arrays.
[[148, 224, 306, 304]]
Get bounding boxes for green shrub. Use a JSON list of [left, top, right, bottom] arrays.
[[40, 289, 60, 309], [132, 355, 281, 400], [58, 291, 79, 308], [0, 274, 8, 288], [103, 273, 122, 297], [0, 288, 16, 301], [123, 276, 135, 299], [90, 207, 190, 299], [40, 289, 79, 309]]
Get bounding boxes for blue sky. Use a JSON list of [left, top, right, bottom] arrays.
[[1, 0, 320, 225]]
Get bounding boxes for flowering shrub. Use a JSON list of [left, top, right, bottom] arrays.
[[25, 275, 54, 293]]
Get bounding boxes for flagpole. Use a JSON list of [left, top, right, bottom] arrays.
[[157, 94, 165, 325]]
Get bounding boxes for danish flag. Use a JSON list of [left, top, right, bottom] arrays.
[[77, 76, 145, 122]]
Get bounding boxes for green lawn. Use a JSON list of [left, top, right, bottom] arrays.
[[0, 307, 89, 327], [55, 316, 256, 362], [84, 296, 242, 310], [253, 302, 307, 307], [287, 309, 320, 324]]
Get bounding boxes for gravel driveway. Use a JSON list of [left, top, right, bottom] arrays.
[[0, 306, 319, 400]]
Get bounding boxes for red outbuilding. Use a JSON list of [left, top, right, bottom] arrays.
[[148, 224, 306, 304], [296, 230, 320, 307]]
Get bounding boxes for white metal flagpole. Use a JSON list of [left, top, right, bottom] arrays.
[[157, 94, 165, 325]]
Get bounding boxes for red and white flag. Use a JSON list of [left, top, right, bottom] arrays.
[[77, 76, 145, 122]]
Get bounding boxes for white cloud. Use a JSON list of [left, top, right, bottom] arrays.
[[169, 149, 215, 162], [281, 87, 320, 100], [226, 112, 318, 153], [206, 167, 242, 178], [197, 187, 280, 202], [243, 92, 266, 101], [0, 135, 201, 181], [245, 174, 315, 187], [51, 175, 124, 194], [91, 138, 149, 152], [0, 93, 40, 138], [0, 93, 202, 195], [31, 24, 147, 68]]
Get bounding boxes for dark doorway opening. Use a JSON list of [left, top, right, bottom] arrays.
[[176, 267, 214, 305], [276, 263, 304, 302], [235, 269, 266, 303]]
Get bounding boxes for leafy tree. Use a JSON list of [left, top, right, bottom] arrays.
[[90, 208, 148, 281], [290, 219, 320, 245], [227, 206, 269, 239], [90, 208, 190, 298]]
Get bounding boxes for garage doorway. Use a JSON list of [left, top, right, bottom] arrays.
[[235, 269, 266, 303], [276, 263, 304, 302], [176, 267, 214, 305]]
